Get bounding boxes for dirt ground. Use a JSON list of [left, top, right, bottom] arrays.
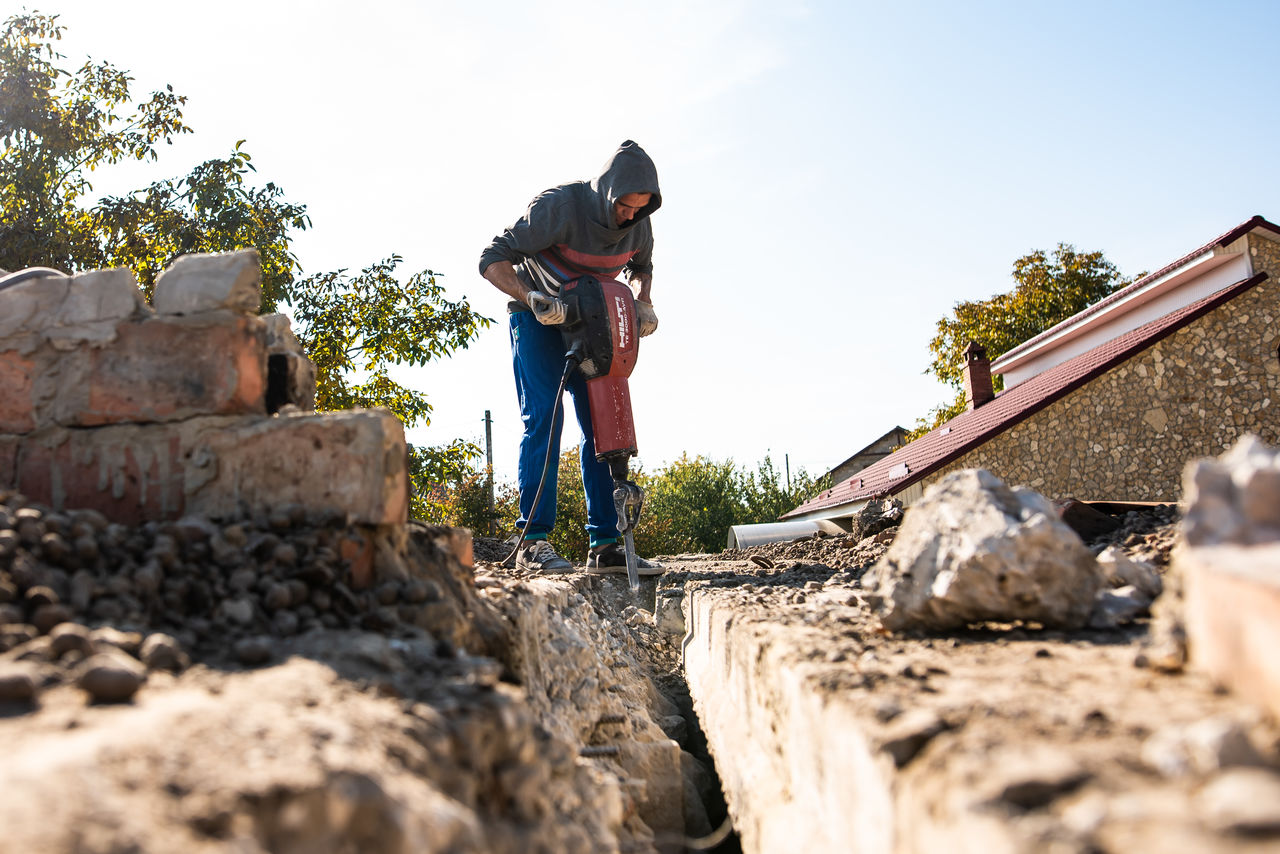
[[4, 492, 1279, 853], [0, 503, 664, 854]]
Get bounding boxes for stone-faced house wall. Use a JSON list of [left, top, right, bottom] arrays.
[[921, 234, 1280, 502]]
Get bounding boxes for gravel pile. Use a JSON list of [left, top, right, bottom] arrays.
[[0, 489, 446, 706], [473, 535, 516, 565], [720, 530, 894, 575], [1083, 504, 1180, 566]]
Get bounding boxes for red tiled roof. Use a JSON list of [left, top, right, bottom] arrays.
[[784, 271, 1269, 518], [995, 215, 1280, 367]]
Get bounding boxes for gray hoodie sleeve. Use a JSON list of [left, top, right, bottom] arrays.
[[478, 187, 572, 275], [624, 222, 654, 278]]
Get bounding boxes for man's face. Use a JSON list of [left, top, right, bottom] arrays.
[[614, 192, 651, 227]]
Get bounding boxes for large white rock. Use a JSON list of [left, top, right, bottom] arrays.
[[865, 469, 1105, 632], [48, 268, 151, 349], [152, 249, 262, 316]]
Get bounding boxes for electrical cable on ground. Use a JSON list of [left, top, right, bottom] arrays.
[[502, 348, 581, 568], [646, 815, 736, 852]]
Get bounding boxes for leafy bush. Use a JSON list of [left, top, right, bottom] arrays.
[[455, 450, 828, 556]]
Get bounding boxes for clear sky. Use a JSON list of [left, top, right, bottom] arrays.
[[28, 0, 1280, 484]]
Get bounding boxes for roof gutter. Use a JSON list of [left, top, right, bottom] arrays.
[[781, 496, 869, 525], [994, 217, 1279, 374]]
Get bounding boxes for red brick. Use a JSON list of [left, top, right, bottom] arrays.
[[1184, 544, 1280, 720], [15, 428, 186, 525], [77, 314, 267, 426], [186, 410, 408, 526], [339, 531, 375, 589], [0, 434, 17, 489], [4, 410, 405, 528], [449, 528, 475, 568], [0, 351, 37, 434]]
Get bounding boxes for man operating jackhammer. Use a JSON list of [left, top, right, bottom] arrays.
[[480, 140, 666, 575]]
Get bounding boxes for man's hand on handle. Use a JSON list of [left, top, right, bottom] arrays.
[[635, 300, 658, 337], [528, 291, 567, 326]]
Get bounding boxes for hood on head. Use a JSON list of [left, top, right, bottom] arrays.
[[591, 140, 662, 228]]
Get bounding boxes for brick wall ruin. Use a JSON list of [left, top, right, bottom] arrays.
[[923, 234, 1280, 502], [0, 251, 408, 536]]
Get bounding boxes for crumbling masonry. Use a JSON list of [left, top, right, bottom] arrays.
[[0, 252, 407, 582]]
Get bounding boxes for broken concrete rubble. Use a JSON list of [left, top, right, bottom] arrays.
[[8, 248, 1280, 851], [0, 480, 703, 853], [1175, 435, 1280, 721], [850, 496, 902, 540], [865, 468, 1105, 631], [1183, 433, 1280, 547], [655, 511, 1280, 854], [1097, 543, 1162, 600], [0, 244, 703, 851]]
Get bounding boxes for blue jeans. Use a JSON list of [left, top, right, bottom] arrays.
[[509, 310, 620, 545]]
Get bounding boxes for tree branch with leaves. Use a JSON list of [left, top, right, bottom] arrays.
[[909, 244, 1139, 440]]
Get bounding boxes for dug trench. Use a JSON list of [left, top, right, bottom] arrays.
[[3, 487, 1280, 853], [485, 491, 1280, 854]]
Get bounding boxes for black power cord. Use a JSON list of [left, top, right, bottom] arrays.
[[503, 345, 583, 568]]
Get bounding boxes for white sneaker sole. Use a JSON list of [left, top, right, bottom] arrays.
[[584, 563, 665, 576]]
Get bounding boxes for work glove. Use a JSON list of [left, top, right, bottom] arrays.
[[636, 300, 658, 337], [527, 291, 567, 326]]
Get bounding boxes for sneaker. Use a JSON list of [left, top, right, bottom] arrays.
[[585, 542, 664, 576], [516, 539, 573, 573]]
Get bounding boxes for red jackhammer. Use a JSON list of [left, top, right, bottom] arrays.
[[556, 275, 646, 592]]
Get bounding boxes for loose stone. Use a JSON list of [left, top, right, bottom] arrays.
[[0, 667, 37, 703], [77, 653, 146, 703], [234, 636, 273, 666], [48, 622, 94, 658], [140, 633, 189, 673]]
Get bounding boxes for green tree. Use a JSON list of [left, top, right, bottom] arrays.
[[406, 438, 488, 523], [444, 469, 518, 536], [644, 453, 742, 553], [737, 454, 829, 526], [548, 448, 591, 559], [0, 12, 189, 273], [910, 243, 1137, 438], [0, 13, 306, 307], [289, 255, 490, 433], [89, 144, 309, 311]]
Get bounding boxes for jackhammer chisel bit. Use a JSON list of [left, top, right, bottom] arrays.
[[613, 478, 644, 593]]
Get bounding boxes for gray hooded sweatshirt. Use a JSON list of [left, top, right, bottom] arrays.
[[479, 140, 661, 299]]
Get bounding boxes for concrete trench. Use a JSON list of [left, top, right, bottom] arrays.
[[479, 571, 739, 853], [501, 546, 1280, 854]]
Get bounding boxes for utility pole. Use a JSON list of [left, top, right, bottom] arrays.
[[484, 410, 495, 536], [785, 453, 791, 493]]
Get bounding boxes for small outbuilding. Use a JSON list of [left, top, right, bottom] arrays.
[[786, 215, 1280, 525]]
